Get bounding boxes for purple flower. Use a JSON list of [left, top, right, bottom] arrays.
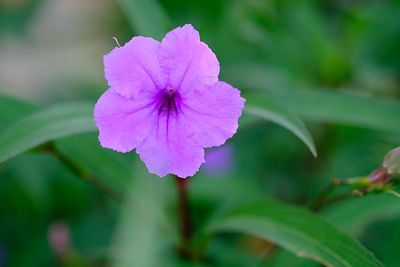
[[94, 24, 245, 178], [203, 145, 234, 175]]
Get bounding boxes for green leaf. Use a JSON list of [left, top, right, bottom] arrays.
[[249, 88, 400, 134], [118, 0, 172, 39], [321, 194, 400, 237], [270, 196, 400, 267], [266, 89, 400, 133], [269, 249, 317, 267], [227, 64, 400, 134], [0, 102, 96, 164], [0, 95, 36, 127], [54, 134, 134, 193], [111, 159, 175, 267], [245, 99, 317, 157], [206, 199, 383, 267]]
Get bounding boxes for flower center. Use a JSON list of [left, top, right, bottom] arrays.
[[167, 87, 174, 95], [157, 87, 181, 115]]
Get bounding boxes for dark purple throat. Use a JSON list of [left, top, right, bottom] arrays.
[[156, 87, 182, 115]]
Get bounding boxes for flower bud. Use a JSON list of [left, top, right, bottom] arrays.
[[383, 146, 400, 174], [48, 221, 71, 257], [368, 167, 391, 186]]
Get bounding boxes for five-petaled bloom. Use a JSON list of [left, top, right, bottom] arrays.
[[94, 24, 245, 178]]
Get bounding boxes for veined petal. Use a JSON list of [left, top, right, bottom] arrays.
[[159, 24, 219, 95], [94, 89, 157, 153], [104, 37, 166, 99], [137, 112, 205, 178], [181, 81, 245, 148]]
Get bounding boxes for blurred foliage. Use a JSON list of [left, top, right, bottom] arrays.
[[1, 0, 400, 266]]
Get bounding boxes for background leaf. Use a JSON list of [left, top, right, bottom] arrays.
[[118, 0, 172, 39], [321, 194, 400, 237], [0, 102, 95, 164], [0, 95, 36, 128], [206, 199, 383, 267], [111, 159, 175, 267], [227, 64, 400, 134], [245, 99, 317, 157], [54, 133, 134, 194], [269, 194, 400, 267], [266, 89, 400, 134]]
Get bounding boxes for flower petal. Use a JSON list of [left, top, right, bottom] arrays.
[[104, 37, 166, 99], [94, 89, 157, 153], [137, 113, 205, 178], [159, 24, 219, 95], [181, 81, 245, 148]]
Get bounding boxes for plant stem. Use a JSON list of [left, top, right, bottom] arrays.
[[175, 175, 193, 259], [310, 179, 344, 212]]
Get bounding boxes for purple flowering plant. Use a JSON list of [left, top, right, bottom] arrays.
[[94, 24, 245, 178], [0, 4, 398, 265]]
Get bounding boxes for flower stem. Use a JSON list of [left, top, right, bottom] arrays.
[[175, 175, 193, 259], [310, 179, 345, 211]]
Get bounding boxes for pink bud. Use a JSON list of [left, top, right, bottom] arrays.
[[383, 146, 400, 174], [368, 167, 391, 186], [48, 221, 71, 257]]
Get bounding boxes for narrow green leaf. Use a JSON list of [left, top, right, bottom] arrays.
[[118, 0, 172, 39], [245, 100, 317, 157], [0, 95, 36, 127], [111, 159, 174, 267], [272, 197, 393, 267], [321, 194, 400, 237], [54, 134, 134, 192], [206, 199, 383, 267], [266, 89, 400, 133], [269, 249, 317, 267], [226, 64, 400, 134], [248, 88, 400, 134], [0, 103, 95, 164]]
